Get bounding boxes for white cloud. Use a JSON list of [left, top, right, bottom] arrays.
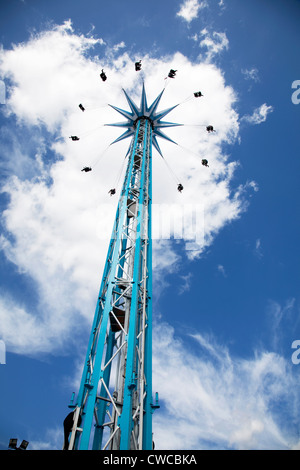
[[195, 28, 229, 62], [0, 22, 256, 356], [254, 238, 263, 259], [0, 20, 105, 131], [176, 0, 208, 23], [112, 41, 126, 52], [20, 320, 300, 450], [217, 264, 227, 277], [152, 239, 182, 299], [178, 272, 193, 295], [242, 67, 260, 82], [241, 103, 274, 125], [29, 426, 63, 450], [266, 298, 298, 351], [152, 323, 300, 449]]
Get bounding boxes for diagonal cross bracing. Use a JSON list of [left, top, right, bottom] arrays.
[[69, 83, 181, 450], [70, 117, 153, 450]]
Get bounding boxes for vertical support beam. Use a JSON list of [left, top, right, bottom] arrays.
[[65, 82, 181, 451], [72, 121, 142, 450], [69, 117, 154, 451], [118, 120, 149, 449], [142, 130, 153, 450]]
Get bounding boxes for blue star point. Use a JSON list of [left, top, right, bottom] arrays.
[[105, 83, 182, 156]]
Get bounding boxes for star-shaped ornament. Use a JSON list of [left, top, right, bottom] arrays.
[[105, 82, 182, 156]]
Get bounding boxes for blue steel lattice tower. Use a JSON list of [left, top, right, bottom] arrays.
[[67, 82, 181, 450]]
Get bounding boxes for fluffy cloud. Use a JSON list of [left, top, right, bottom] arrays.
[[176, 0, 208, 23], [0, 22, 256, 356], [241, 103, 274, 125], [0, 20, 105, 130], [192, 28, 229, 62], [25, 321, 300, 450], [152, 323, 300, 450], [217, 263, 227, 277]]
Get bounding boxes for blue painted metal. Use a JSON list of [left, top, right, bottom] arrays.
[[106, 83, 182, 156], [68, 83, 178, 450]]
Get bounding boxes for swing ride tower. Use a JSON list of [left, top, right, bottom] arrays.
[[67, 82, 182, 450]]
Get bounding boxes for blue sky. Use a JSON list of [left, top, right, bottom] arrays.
[[0, 0, 300, 450]]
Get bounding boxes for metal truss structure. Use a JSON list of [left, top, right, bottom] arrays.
[[67, 83, 180, 450]]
